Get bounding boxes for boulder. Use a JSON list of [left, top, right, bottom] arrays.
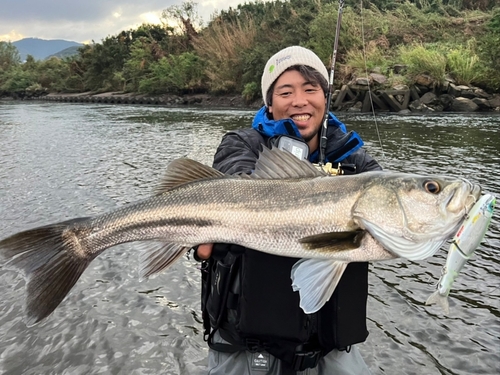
[[409, 101, 435, 112], [409, 92, 449, 112], [414, 74, 435, 87], [473, 88, 490, 99], [414, 84, 430, 95], [354, 77, 370, 86], [420, 92, 437, 105], [472, 98, 491, 110], [448, 84, 483, 99], [459, 89, 478, 99], [488, 95, 500, 108], [393, 84, 410, 91], [370, 73, 387, 85], [451, 97, 479, 112]]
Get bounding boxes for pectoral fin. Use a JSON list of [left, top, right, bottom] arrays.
[[299, 231, 361, 251], [291, 259, 348, 314]]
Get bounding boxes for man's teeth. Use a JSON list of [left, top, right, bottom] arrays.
[[292, 115, 310, 121]]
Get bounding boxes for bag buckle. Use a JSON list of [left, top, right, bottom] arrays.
[[292, 349, 321, 371]]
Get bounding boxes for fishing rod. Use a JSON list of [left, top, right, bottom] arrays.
[[319, 0, 345, 167]]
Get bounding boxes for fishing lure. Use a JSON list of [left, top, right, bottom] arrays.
[[426, 193, 496, 314]]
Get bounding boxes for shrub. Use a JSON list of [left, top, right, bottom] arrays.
[[398, 43, 447, 87], [446, 41, 482, 85], [345, 43, 392, 73], [0, 67, 36, 92], [139, 52, 206, 95], [193, 16, 256, 93], [242, 82, 259, 102]]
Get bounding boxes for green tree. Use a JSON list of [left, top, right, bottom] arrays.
[[0, 66, 36, 92], [81, 34, 131, 91], [139, 52, 206, 94], [36, 57, 71, 91], [122, 38, 158, 92], [0, 41, 21, 71]]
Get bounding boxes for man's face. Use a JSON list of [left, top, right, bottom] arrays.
[[268, 69, 326, 150]]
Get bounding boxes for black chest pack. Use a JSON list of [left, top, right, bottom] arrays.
[[201, 247, 369, 370]]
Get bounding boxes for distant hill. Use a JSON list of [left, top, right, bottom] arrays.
[[48, 45, 83, 59], [12, 38, 83, 61]]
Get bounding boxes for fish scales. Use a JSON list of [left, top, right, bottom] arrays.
[[79, 176, 365, 258]]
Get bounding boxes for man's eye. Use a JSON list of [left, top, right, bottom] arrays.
[[279, 92, 291, 97]]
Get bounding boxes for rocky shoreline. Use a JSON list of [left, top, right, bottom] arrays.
[[2, 77, 500, 114], [332, 73, 500, 113]]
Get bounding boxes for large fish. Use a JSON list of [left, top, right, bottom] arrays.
[[0, 147, 480, 324]]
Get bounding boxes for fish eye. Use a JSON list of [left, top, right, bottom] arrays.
[[424, 180, 441, 194]]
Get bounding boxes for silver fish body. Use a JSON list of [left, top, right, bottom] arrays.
[[0, 147, 481, 324]]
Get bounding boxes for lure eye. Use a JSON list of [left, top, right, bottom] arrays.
[[424, 180, 441, 194]]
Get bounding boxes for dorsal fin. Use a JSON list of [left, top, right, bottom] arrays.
[[252, 146, 326, 179], [154, 158, 225, 195]]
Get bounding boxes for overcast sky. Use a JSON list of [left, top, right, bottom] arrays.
[[1, 0, 247, 43]]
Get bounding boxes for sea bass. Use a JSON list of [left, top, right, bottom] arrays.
[[0, 147, 480, 324], [426, 193, 496, 314]]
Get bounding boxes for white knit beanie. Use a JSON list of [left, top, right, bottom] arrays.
[[261, 46, 329, 106]]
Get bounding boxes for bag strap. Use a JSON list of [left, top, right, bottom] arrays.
[[202, 253, 242, 349]]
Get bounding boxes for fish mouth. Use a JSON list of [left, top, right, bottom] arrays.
[[443, 181, 482, 240], [444, 181, 481, 222], [467, 183, 482, 211]]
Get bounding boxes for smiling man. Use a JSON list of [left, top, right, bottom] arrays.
[[197, 46, 381, 375]]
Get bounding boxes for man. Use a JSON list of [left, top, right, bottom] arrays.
[[197, 46, 381, 374]]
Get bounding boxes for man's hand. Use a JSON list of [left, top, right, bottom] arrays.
[[197, 243, 213, 260]]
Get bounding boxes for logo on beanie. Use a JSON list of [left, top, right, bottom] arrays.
[[276, 54, 292, 66], [269, 65, 275, 73]]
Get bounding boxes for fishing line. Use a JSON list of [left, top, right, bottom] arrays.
[[319, 0, 345, 166], [359, 0, 385, 159], [320, 0, 385, 163]]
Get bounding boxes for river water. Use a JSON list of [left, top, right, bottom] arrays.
[[0, 102, 498, 375]]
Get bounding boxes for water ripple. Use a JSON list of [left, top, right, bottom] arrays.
[[0, 103, 499, 374]]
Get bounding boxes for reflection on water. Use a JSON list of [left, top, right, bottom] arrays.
[[0, 102, 498, 374]]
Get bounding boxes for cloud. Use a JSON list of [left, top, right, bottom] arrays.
[[0, 0, 244, 43]]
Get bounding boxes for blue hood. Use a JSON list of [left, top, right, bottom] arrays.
[[251, 106, 363, 163]]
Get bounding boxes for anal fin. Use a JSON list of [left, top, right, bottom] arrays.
[[138, 241, 190, 279]]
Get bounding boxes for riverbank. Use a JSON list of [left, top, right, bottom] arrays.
[[2, 80, 500, 114], [1, 91, 262, 110]]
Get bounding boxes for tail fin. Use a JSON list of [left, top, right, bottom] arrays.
[[425, 290, 450, 315], [0, 218, 94, 326]]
